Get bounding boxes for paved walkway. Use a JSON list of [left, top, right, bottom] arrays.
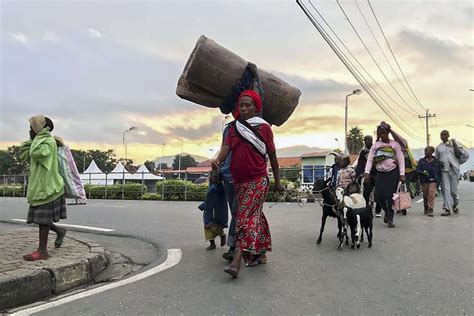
[[0, 228, 90, 274], [0, 227, 107, 311]]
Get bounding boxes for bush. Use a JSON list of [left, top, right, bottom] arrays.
[[156, 180, 191, 201], [266, 179, 294, 202], [84, 184, 146, 199], [0, 185, 25, 197], [185, 183, 208, 201], [141, 193, 162, 200]]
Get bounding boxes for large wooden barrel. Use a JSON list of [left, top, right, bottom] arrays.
[[176, 35, 301, 126]]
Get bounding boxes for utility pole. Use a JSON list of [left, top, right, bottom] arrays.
[[418, 109, 436, 146]]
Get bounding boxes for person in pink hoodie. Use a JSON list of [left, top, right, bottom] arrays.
[[364, 122, 405, 228]]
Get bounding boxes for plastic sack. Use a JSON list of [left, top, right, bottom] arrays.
[[57, 145, 86, 200]]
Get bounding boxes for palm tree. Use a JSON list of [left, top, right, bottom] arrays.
[[346, 126, 364, 155]]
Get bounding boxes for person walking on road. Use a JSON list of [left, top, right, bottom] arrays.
[[198, 169, 228, 250], [416, 146, 442, 217], [328, 155, 341, 189], [364, 122, 405, 228], [435, 130, 469, 216], [213, 90, 284, 278], [355, 135, 381, 216], [336, 156, 357, 194], [19, 115, 67, 261], [220, 122, 238, 262]]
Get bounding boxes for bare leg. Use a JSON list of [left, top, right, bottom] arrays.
[[230, 248, 243, 270], [38, 225, 49, 255]]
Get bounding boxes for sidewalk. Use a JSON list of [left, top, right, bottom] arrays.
[[0, 228, 107, 311]]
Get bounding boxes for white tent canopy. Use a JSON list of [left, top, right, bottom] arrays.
[[80, 162, 164, 185], [108, 162, 131, 180], [80, 160, 112, 185], [128, 165, 164, 180]]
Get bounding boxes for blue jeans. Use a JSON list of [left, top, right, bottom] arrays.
[[223, 180, 237, 248]]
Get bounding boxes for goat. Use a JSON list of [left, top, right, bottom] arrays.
[[345, 206, 373, 249], [334, 187, 366, 244], [312, 179, 345, 247]]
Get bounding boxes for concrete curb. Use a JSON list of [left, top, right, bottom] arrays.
[[0, 235, 108, 311]]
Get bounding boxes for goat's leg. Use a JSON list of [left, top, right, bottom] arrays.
[[316, 213, 327, 245], [350, 224, 356, 249], [360, 228, 364, 243], [368, 225, 373, 248], [345, 226, 350, 246], [356, 214, 361, 249], [337, 217, 342, 239]]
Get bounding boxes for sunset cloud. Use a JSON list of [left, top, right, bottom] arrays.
[[1, 1, 472, 163]]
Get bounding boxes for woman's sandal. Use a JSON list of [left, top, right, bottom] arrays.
[[23, 251, 50, 261], [55, 231, 66, 248], [224, 265, 239, 278]]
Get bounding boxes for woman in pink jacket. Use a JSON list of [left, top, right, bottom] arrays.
[[364, 122, 405, 228]]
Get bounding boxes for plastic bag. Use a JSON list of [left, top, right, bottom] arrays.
[[57, 145, 86, 200]]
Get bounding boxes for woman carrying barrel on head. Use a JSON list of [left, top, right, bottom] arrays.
[[213, 90, 284, 278]]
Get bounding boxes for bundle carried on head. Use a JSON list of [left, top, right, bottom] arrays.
[[176, 35, 301, 126]]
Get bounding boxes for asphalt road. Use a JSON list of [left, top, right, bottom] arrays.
[[1, 182, 473, 315]]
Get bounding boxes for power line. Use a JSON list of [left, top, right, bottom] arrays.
[[335, 0, 424, 134], [353, 0, 421, 116], [297, 1, 424, 141], [303, 0, 424, 140], [305, 0, 423, 140], [305, 0, 421, 139], [367, 0, 426, 112]]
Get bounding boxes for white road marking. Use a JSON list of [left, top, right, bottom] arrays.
[[415, 198, 424, 204], [11, 248, 182, 316], [10, 219, 115, 232]]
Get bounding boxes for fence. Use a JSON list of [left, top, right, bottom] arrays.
[[0, 167, 329, 201]]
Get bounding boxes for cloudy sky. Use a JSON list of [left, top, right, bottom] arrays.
[[1, 0, 472, 163]]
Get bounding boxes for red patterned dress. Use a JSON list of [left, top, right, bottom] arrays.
[[225, 123, 275, 255]]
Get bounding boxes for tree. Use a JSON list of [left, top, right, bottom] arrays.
[[117, 158, 134, 168], [155, 162, 169, 170], [0, 146, 29, 175], [346, 126, 364, 155], [144, 160, 155, 172], [172, 154, 197, 170], [70, 149, 88, 173], [0, 150, 14, 174], [70, 149, 134, 173]]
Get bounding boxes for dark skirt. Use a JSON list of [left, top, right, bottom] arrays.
[[27, 195, 67, 225], [375, 169, 399, 201], [375, 168, 399, 221]]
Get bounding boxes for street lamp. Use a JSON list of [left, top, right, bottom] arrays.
[[344, 89, 362, 155], [173, 137, 184, 179], [122, 126, 137, 160]]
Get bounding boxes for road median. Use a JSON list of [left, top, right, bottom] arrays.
[[0, 228, 108, 311]]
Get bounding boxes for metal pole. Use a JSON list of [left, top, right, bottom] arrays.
[[125, 132, 128, 160], [418, 108, 436, 146], [178, 139, 183, 179], [123, 131, 126, 158], [105, 173, 108, 199], [345, 94, 349, 155]]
